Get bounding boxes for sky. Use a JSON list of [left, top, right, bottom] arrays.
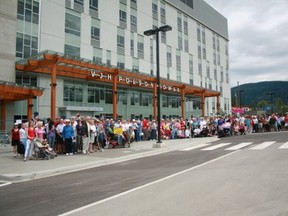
[[204, 0, 288, 87]]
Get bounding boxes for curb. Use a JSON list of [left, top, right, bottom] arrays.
[[0, 137, 219, 183]]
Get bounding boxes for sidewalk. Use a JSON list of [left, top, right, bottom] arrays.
[[0, 137, 218, 183]]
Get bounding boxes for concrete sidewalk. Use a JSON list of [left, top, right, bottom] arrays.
[[0, 137, 218, 183]]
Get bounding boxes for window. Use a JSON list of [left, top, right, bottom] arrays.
[[89, 0, 98, 11], [197, 24, 201, 42], [137, 35, 144, 59], [130, 38, 134, 57], [184, 39, 188, 52], [64, 44, 80, 57], [106, 50, 111, 67], [198, 45, 201, 59], [183, 17, 188, 35], [117, 35, 125, 48], [167, 48, 172, 67], [74, 0, 83, 6], [65, 11, 81, 36], [214, 68, 217, 80], [152, 3, 158, 19], [198, 63, 202, 76], [119, 10, 127, 22], [202, 47, 206, 60], [88, 84, 100, 103], [91, 26, 100, 41], [105, 89, 113, 104], [177, 15, 182, 32], [93, 47, 102, 64], [64, 82, 84, 103], [189, 55, 193, 75], [206, 63, 210, 78], [119, 3, 127, 27], [202, 29, 206, 44], [160, 4, 166, 23], [180, 0, 194, 9], [178, 35, 183, 50], [130, 13, 137, 32]]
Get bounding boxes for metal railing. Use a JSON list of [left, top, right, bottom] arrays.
[[0, 130, 10, 145]]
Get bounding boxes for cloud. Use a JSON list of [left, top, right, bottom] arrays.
[[204, 0, 288, 87]]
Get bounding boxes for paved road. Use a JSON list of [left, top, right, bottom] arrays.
[[1, 132, 288, 216]]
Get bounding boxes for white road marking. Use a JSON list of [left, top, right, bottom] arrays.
[[179, 143, 212, 151], [225, 142, 253, 151], [201, 143, 231, 151], [0, 182, 12, 187], [59, 151, 238, 216], [279, 142, 288, 149], [250, 141, 276, 150]]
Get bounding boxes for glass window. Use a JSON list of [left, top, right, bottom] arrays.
[[25, 9, 32, 22], [26, 0, 32, 10], [65, 12, 81, 36], [117, 35, 125, 48], [91, 26, 100, 41], [64, 82, 83, 103], [105, 89, 113, 104], [119, 10, 127, 22], [75, 0, 84, 5], [33, 1, 39, 13], [17, 0, 24, 16], [90, 0, 98, 10], [65, 44, 80, 57]]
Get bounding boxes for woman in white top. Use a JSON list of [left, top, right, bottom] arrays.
[[89, 119, 96, 153], [19, 123, 27, 148]]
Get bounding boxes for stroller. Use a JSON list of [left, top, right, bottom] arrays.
[[32, 138, 57, 160]]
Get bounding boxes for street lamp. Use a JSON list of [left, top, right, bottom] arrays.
[[144, 25, 172, 144]]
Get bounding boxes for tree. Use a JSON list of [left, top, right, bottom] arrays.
[[256, 100, 269, 110]]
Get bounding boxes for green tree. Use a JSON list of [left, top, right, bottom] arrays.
[[256, 100, 268, 110]]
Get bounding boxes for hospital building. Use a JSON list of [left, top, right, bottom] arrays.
[[0, 0, 230, 130]]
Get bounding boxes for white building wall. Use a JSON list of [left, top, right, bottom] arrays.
[[39, 0, 65, 53]]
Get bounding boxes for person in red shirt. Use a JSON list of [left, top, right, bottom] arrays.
[[24, 121, 36, 162], [142, 118, 150, 141], [284, 114, 288, 130], [11, 123, 20, 158]]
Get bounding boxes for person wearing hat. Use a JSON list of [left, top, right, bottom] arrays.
[[62, 119, 74, 155]]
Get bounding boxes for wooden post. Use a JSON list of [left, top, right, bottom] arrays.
[[51, 59, 57, 120], [217, 95, 220, 114], [201, 93, 205, 117], [1, 101, 6, 131], [153, 82, 157, 119], [113, 74, 117, 120], [181, 88, 185, 119], [27, 98, 33, 120]]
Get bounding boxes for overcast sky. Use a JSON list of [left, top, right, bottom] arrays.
[[204, 0, 288, 87]]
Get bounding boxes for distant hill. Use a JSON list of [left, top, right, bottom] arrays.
[[231, 81, 288, 107]]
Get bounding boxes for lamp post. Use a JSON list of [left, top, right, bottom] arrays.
[[144, 25, 172, 144]]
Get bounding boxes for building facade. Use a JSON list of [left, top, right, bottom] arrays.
[[0, 0, 230, 129]]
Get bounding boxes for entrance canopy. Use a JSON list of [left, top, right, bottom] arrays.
[[0, 81, 43, 102], [15, 50, 221, 119]]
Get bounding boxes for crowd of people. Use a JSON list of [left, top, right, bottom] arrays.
[[10, 112, 288, 160]]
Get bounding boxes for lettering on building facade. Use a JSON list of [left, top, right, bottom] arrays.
[[90, 70, 180, 92]]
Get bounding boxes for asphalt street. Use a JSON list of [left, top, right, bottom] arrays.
[[1, 131, 288, 216]]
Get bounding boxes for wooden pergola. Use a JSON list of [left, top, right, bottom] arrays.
[[0, 81, 44, 130], [15, 51, 221, 120]]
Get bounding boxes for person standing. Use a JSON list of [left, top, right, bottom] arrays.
[[11, 123, 20, 158], [19, 123, 27, 158], [62, 119, 74, 155], [56, 118, 65, 154], [47, 120, 56, 150], [81, 118, 90, 154], [24, 121, 36, 162]]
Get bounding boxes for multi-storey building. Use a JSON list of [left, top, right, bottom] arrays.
[[0, 0, 230, 130]]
